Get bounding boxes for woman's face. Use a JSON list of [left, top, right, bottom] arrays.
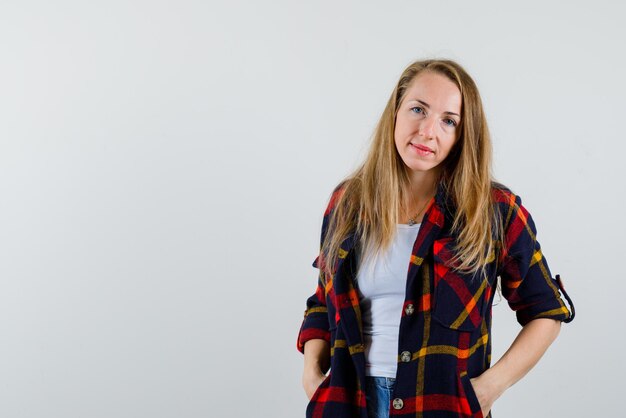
[[394, 71, 462, 179]]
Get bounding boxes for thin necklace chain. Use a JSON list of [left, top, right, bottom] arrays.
[[407, 197, 431, 226]]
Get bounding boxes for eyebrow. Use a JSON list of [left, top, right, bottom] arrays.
[[411, 99, 460, 118]]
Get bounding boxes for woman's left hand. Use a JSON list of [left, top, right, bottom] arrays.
[[470, 372, 505, 417], [468, 319, 563, 417]]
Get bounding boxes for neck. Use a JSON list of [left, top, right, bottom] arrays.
[[398, 169, 440, 225], [407, 169, 439, 200]]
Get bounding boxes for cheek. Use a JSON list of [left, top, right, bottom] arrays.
[[395, 115, 417, 135], [394, 120, 403, 139], [439, 136, 458, 158], [394, 135, 404, 158], [393, 124, 404, 148]]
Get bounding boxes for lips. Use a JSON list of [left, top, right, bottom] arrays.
[[410, 143, 434, 154]]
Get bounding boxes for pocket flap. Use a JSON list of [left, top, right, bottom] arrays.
[[432, 238, 491, 331]]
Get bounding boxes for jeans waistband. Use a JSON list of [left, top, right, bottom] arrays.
[[366, 376, 396, 388]]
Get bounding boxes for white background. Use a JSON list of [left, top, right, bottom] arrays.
[[0, 1, 623, 417]]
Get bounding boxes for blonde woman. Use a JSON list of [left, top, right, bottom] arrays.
[[297, 59, 575, 418]]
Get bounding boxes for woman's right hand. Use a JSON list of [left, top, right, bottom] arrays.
[[302, 339, 331, 400], [302, 368, 327, 400]]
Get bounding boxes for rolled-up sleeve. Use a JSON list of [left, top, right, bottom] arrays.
[[296, 184, 343, 353], [499, 193, 575, 326], [296, 258, 330, 353]]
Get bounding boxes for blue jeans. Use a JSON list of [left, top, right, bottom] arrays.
[[365, 376, 396, 418]]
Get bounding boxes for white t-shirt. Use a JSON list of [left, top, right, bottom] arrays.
[[356, 223, 421, 378]]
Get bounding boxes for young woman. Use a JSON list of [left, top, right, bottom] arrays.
[[296, 59, 575, 418]]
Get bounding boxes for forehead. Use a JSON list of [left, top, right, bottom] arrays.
[[403, 71, 462, 113]]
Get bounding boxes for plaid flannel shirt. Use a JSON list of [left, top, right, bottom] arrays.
[[297, 181, 575, 418]]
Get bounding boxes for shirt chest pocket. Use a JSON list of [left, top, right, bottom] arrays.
[[431, 237, 492, 332]]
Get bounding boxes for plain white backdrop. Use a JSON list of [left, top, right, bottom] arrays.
[[0, 1, 624, 417]]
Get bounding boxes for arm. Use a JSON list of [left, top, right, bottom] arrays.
[[302, 339, 331, 399], [472, 190, 575, 416], [297, 268, 332, 400], [470, 318, 561, 416], [298, 184, 346, 399]]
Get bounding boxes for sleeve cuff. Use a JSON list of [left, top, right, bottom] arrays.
[[515, 275, 575, 326], [296, 309, 330, 353]]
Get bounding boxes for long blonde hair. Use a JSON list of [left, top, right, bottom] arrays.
[[320, 59, 502, 280]]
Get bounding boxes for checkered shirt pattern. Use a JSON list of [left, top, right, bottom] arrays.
[[297, 181, 574, 418]]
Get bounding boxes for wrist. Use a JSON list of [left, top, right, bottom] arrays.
[[480, 367, 510, 398], [303, 363, 325, 376]]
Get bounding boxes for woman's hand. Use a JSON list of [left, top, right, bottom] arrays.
[[469, 318, 562, 416], [302, 368, 327, 400], [302, 339, 331, 400], [470, 372, 505, 417]]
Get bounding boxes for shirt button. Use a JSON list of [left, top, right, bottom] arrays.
[[392, 398, 404, 410], [400, 351, 411, 362], [404, 304, 415, 315]]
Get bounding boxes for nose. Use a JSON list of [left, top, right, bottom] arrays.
[[418, 116, 437, 139]]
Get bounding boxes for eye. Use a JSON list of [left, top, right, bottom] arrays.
[[410, 106, 424, 115], [443, 118, 457, 127]]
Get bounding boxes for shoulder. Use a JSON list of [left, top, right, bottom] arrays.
[[324, 179, 352, 215], [490, 181, 524, 212], [489, 181, 543, 250], [491, 181, 516, 204], [490, 181, 533, 231]]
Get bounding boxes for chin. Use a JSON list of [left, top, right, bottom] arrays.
[[407, 163, 436, 173]]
